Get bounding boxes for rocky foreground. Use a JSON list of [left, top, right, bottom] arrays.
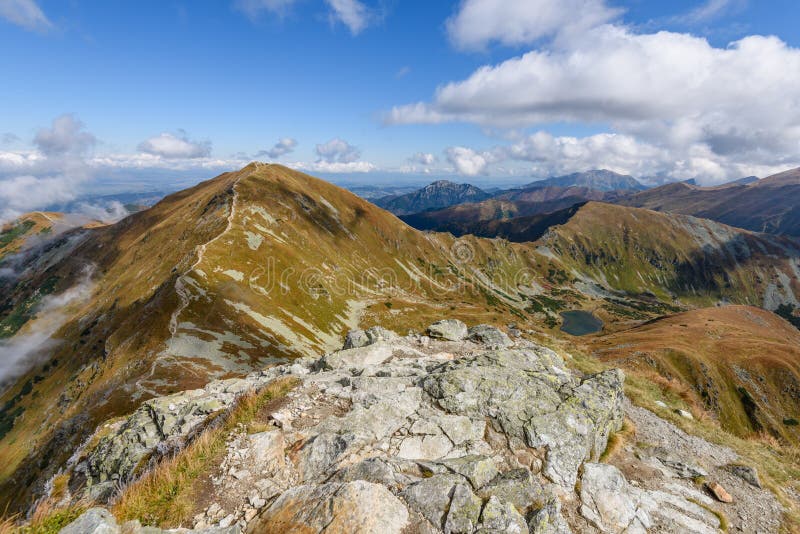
[[56, 320, 782, 533]]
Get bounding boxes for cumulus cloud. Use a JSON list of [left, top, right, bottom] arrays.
[[388, 18, 800, 183], [34, 114, 96, 156], [138, 131, 212, 159], [446, 146, 495, 176], [1, 133, 19, 145], [315, 138, 362, 163], [257, 137, 297, 159], [296, 160, 376, 173], [324, 0, 370, 34], [0, 115, 95, 224], [410, 152, 436, 166], [0, 0, 52, 32], [446, 0, 621, 50]]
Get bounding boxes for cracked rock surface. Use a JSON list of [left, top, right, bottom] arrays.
[[60, 323, 785, 533]]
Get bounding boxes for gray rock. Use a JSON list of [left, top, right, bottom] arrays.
[[476, 496, 527, 533], [528, 495, 572, 534], [82, 376, 273, 499], [343, 329, 370, 349], [59, 508, 119, 534], [467, 324, 513, 348], [579, 463, 651, 534], [650, 447, 708, 479], [439, 455, 499, 489], [443, 483, 482, 534], [725, 463, 762, 488], [401, 474, 467, 529], [321, 343, 394, 370], [252, 481, 409, 533], [343, 326, 399, 349], [427, 319, 469, 341], [477, 468, 547, 512]]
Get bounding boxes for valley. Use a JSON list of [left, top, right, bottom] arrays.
[[1, 164, 799, 531]]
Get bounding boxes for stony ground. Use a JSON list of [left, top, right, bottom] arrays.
[[59, 320, 784, 533]]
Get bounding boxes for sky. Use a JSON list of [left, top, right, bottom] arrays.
[[2, 0, 800, 221]]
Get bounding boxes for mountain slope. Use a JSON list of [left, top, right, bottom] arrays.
[[374, 180, 490, 215], [0, 164, 549, 510], [619, 167, 800, 236], [537, 202, 800, 308], [588, 305, 800, 441]]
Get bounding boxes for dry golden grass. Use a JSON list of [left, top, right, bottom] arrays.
[[112, 376, 298, 528], [600, 417, 636, 462], [0, 497, 89, 534]]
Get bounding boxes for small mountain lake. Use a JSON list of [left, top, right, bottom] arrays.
[[559, 310, 604, 336]]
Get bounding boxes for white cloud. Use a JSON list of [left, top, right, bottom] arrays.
[[315, 137, 362, 163], [257, 137, 297, 159], [446, 0, 621, 50], [410, 152, 436, 166], [295, 160, 376, 173], [678, 0, 737, 24], [446, 146, 493, 176], [74, 200, 130, 224], [138, 131, 211, 159], [34, 114, 95, 156], [388, 22, 800, 183], [324, 0, 370, 34], [0, 0, 51, 32], [0, 115, 95, 224], [0, 267, 94, 390]]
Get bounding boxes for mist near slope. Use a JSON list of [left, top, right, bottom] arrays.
[[0, 267, 94, 392]]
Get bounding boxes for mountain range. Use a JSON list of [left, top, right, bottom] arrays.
[[1, 163, 799, 528], [373, 180, 491, 215]]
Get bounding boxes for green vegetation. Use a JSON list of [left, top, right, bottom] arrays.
[[0, 220, 35, 249], [0, 277, 59, 339]]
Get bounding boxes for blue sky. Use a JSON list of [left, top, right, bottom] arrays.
[[2, 0, 800, 219]]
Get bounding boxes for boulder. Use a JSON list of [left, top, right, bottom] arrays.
[[321, 343, 394, 370], [579, 463, 651, 533], [343, 326, 399, 349], [467, 325, 513, 348], [725, 463, 761, 488], [60, 508, 119, 534], [427, 319, 469, 341]]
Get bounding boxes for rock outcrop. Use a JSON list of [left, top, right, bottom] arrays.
[[57, 322, 785, 533]]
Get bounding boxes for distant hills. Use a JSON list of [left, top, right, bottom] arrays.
[[619, 168, 800, 236], [391, 167, 800, 239], [516, 169, 646, 192], [374, 179, 491, 215]]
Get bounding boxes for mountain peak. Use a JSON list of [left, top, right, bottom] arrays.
[[375, 180, 490, 215], [525, 169, 646, 192]]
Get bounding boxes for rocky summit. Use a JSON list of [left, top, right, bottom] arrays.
[[53, 320, 781, 534]]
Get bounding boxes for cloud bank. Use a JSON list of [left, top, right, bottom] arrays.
[[389, 0, 800, 183]]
